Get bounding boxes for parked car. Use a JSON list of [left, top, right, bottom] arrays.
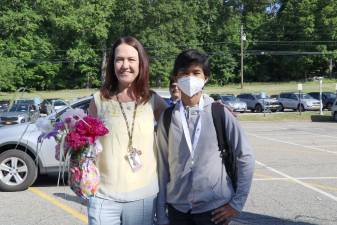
[[278, 92, 320, 111], [220, 94, 247, 112], [209, 93, 221, 101], [0, 96, 92, 191], [307, 92, 336, 110], [15, 97, 42, 111], [40, 98, 67, 114], [331, 99, 337, 121], [0, 103, 39, 125], [237, 93, 281, 112], [0, 100, 10, 112]]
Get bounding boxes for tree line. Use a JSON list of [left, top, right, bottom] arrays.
[[0, 0, 337, 91]]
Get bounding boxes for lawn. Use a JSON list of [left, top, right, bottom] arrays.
[[0, 88, 97, 101], [205, 79, 337, 95], [1, 79, 337, 100]]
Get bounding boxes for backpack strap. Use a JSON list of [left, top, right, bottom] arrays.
[[211, 102, 237, 192], [163, 105, 175, 137]]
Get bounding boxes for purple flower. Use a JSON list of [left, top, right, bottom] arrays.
[[54, 121, 65, 130], [45, 129, 59, 139]]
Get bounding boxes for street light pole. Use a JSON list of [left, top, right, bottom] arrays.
[[240, 25, 244, 89], [319, 78, 323, 115]]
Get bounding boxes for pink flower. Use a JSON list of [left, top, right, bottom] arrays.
[[65, 131, 87, 150], [75, 115, 109, 144]]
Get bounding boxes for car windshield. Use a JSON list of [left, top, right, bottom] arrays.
[[16, 100, 34, 105], [325, 93, 336, 98], [295, 94, 313, 99], [9, 104, 29, 112], [43, 99, 58, 104], [51, 97, 92, 119], [221, 95, 236, 101], [53, 100, 67, 106], [254, 93, 270, 99]]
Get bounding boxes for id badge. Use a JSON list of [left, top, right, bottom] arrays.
[[127, 148, 142, 172]]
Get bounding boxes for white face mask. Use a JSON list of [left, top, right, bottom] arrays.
[[177, 76, 205, 97]]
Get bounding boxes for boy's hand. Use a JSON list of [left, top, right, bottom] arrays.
[[211, 204, 238, 224]]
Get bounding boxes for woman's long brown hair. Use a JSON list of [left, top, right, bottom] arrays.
[[100, 36, 150, 103]]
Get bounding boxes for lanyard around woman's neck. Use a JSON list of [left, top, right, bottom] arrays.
[[179, 96, 204, 160], [116, 95, 138, 151]]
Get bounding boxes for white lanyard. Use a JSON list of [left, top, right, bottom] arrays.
[[179, 97, 204, 159]]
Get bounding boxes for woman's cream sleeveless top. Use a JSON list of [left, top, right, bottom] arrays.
[[93, 92, 158, 201]]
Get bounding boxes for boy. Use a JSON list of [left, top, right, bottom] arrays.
[[156, 49, 255, 225]]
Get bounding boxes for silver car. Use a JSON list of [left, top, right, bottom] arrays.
[[0, 103, 39, 125], [0, 96, 92, 191], [278, 92, 320, 111], [220, 94, 247, 112], [237, 93, 281, 113]]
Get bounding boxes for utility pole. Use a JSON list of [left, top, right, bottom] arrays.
[[240, 25, 244, 89], [329, 58, 333, 79]]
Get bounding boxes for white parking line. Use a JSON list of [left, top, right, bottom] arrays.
[[248, 133, 337, 155], [256, 161, 337, 202], [254, 176, 337, 181]]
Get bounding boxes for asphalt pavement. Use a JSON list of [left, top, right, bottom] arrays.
[[0, 121, 336, 225]]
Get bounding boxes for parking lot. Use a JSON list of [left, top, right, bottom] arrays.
[[0, 121, 336, 225]]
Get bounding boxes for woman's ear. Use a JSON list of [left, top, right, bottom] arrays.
[[204, 77, 209, 84]]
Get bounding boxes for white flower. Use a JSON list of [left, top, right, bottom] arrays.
[[60, 108, 87, 129], [60, 108, 87, 121], [35, 118, 53, 133]]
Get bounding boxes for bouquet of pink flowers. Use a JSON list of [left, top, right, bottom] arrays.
[[36, 108, 109, 199]]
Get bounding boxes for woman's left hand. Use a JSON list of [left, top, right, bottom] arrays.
[[211, 204, 238, 225]]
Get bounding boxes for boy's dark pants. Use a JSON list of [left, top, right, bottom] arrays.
[[168, 204, 217, 225]]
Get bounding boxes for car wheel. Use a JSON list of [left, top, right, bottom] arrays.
[[279, 104, 284, 112], [0, 150, 38, 191], [326, 102, 332, 111], [297, 104, 305, 112], [255, 104, 263, 113], [334, 112, 337, 122]]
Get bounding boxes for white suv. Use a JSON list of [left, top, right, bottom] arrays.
[[278, 92, 320, 111], [0, 96, 92, 191], [331, 99, 337, 121]]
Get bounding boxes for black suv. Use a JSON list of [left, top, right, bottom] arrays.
[[307, 92, 336, 110]]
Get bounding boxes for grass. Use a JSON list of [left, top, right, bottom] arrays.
[[1, 79, 336, 100], [0, 88, 98, 101], [205, 79, 337, 95], [237, 111, 334, 122]]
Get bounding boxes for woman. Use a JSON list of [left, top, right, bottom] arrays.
[[88, 36, 167, 225]]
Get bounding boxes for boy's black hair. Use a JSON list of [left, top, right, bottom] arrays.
[[172, 49, 210, 78]]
